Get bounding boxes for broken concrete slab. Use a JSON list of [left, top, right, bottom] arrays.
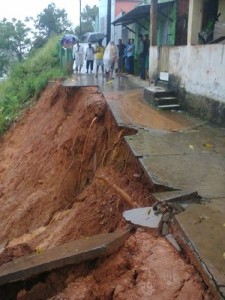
[[175, 199, 225, 299], [63, 75, 98, 87], [152, 190, 201, 204], [141, 153, 225, 199], [124, 127, 225, 198], [125, 130, 185, 158], [0, 229, 130, 286], [123, 207, 162, 234], [161, 222, 169, 236], [165, 234, 181, 252]]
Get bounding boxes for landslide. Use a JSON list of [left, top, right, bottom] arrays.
[[0, 82, 151, 250], [0, 82, 213, 299]]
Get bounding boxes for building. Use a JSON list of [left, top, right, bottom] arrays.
[[98, 0, 141, 44], [149, 0, 225, 125]]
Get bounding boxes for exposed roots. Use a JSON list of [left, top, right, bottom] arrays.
[[96, 175, 138, 208]]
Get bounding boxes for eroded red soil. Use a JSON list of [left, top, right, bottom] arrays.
[[0, 83, 214, 299]]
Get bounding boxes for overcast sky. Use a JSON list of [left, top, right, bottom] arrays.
[[0, 0, 100, 27]]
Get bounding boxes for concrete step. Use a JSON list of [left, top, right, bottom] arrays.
[[155, 96, 178, 106], [154, 91, 176, 98], [157, 80, 169, 90], [157, 104, 180, 110]]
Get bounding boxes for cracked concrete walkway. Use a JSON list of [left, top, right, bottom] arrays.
[[64, 73, 225, 299]]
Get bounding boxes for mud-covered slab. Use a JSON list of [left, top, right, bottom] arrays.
[[176, 198, 225, 298], [123, 207, 162, 232], [0, 230, 130, 286]]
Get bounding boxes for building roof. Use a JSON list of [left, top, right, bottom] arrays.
[[112, 1, 175, 27], [112, 4, 150, 26]]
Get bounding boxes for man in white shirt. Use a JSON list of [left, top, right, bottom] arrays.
[[73, 41, 84, 73], [85, 43, 95, 73]]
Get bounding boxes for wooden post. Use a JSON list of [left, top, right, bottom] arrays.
[[107, 0, 111, 44], [150, 0, 157, 46]]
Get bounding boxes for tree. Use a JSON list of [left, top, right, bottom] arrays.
[[34, 3, 72, 38], [0, 3, 73, 75], [75, 5, 99, 37], [0, 18, 31, 74]]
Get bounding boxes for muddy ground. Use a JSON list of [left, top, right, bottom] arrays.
[[0, 83, 214, 299]]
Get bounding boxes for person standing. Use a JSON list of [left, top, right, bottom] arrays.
[[139, 34, 148, 80], [117, 39, 126, 75], [103, 41, 118, 80], [73, 41, 84, 73], [95, 40, 105, 78], [125, 39, 135, 75], [144, 34, 150, 78], [85, 43, 95, 73]]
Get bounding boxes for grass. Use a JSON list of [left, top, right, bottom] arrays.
[[0, 36, 68, 134]]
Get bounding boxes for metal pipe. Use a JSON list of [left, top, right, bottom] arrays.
[[80, 0, 82, 36]]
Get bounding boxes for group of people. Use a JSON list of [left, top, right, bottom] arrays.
[[117, 34, 150, 80], [72, 40, 118, 79], [72, 33, 150, 80], [72, 42, 95, 74]]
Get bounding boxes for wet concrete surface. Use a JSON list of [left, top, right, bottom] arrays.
[[0, 230, 130, 286], [126, 127, 225, 197], [176, 199, 225, 296], [64, 73, 225, 298]]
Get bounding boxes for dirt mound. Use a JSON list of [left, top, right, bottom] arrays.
[[0, 83, 213, 299]]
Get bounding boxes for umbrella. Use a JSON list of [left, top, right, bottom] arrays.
[[81, 32, 105, 43], [60, 34, 79, 48]]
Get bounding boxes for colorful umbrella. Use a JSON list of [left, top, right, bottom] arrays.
[[61, 34, 79, 48]]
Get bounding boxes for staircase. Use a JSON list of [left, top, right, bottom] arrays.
[[154, 90, 180, 110], [144, 78, 180, 110]]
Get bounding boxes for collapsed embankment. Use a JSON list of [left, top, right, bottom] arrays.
[[0, 82, 214, 299]]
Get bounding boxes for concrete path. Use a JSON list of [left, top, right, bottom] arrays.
[[0, 230, 130, 286], [64, 73, 225, 298]]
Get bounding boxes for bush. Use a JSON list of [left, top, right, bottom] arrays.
[[0, 36, 67, 134]]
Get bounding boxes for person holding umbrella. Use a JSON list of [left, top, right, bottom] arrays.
[[73, 41, 84, 74]]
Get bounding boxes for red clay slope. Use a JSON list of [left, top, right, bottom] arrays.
[[0, 82, 213, 299]]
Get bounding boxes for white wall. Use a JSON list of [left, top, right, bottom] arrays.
[[149, 44, 225, 103], [218, 0, 225, 22]]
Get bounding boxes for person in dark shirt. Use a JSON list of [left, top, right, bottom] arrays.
[[139, 34, 147, 80], [117, 39, 126, 75], [144, 34, 150, 77]]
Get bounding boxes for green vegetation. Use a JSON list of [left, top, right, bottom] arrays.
[[0, 2, 99, 134], [75, 5, 99, 38], [0, 36, 66, 134]]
